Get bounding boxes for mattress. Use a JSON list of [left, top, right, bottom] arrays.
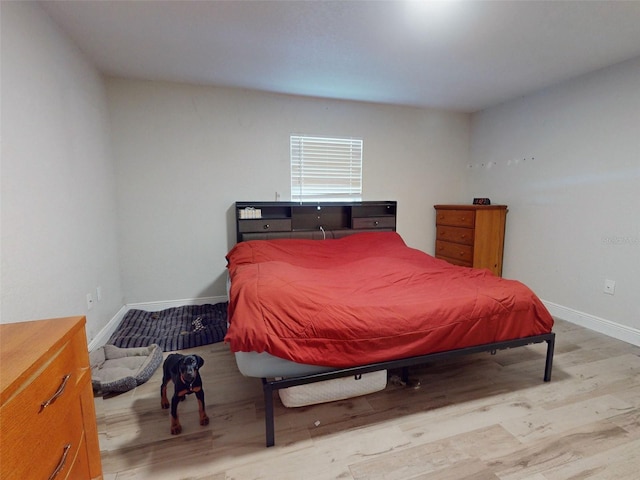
[[225, 231, 554, 370], [233, 351, 334, 378]]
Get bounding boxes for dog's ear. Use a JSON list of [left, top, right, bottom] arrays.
[[194, 355, 204, 368]]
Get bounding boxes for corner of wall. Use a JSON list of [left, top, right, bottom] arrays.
[[87, 295, 228, 351]]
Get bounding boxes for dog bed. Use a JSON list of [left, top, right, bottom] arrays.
[[90, 343, 163, 394], [107, 303, 228, 351]]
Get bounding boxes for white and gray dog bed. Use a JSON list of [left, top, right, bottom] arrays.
[[90, 343, 163, 395]]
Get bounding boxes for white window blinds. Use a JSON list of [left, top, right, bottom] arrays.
[[290, 135, 363, 202]]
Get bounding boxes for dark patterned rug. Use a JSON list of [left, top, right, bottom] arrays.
[[108, 303, 228, 352]]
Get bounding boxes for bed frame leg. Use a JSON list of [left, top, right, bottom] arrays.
[[262, 379, 275, 447], [544, 333, 556, 382], [401, 367, 410, 384]]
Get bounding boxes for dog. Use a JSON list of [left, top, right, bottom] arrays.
[[160, 353, 209, 435]]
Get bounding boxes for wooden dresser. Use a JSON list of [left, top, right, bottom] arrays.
[[434, 204, 508, 276], [0, 316, 103, 480]]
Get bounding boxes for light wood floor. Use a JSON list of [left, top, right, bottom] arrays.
[[95, 319, 640, 479]]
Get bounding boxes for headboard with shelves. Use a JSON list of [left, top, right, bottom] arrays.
[[235, 201, 397, 243]]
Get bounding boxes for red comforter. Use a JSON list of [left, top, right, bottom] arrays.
[[225, 232, 553, 367]]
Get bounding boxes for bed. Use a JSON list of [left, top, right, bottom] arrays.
[[225, 228, 555, 447]]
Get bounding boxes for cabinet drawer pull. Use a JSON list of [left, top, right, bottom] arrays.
[[41, 374, 71, 410], [263, 224, 270, 229], [48, 443, 71, 480]]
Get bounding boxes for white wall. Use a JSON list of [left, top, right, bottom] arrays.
[[468, 57, 640, 336], [0, 2, 124, 342], [106, 79, 470, 304]]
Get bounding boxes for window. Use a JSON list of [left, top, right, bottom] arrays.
[[290, 135, 363, 202]]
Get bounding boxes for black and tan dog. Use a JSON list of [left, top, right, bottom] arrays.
[[160, 353, 209, 434]]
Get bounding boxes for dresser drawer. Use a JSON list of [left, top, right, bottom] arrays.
[[435, 240, 473, 264], [44, 407, 87, 480], [436, 225, 474, 246], [238, 218, 292, 233], [1, 317, 103, 480], [0, 333, 86, 479], [435, 254, 473, 268], [2, 390, 86, 480], [3, 332, 83, 420], [63, 435, 92, 480], [435, 209, 475, 228], [351, 216, 396, 229]]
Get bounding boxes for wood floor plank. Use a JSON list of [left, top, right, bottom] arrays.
[[348, 424, 517, 480], [540, 437, 640, 480], [397, 394, 539, 444], [500, 394, 634, 443], [407, 461, 500, 480], [487, 420, 631, 480], [348, 438, 474, 480], [226, 424, 410, 480]]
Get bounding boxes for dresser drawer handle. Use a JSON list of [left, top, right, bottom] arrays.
[[41, 374, 71, 410], [48, 443, 71, 480], [263, 224, 270, 229]]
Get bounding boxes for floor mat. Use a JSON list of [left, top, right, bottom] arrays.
[[108, 303, 228, 351]]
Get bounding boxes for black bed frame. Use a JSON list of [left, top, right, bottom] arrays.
[[233, 201, 556, 447], [260, 332, 555, 447]]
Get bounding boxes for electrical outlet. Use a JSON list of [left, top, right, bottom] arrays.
[[86, 293, 94, 310], [604, 279, 616, 295]]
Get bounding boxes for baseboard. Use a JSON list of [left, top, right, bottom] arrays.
[[88, 305, 128, 351], [543, 300, 640, 347], [88, 296, 228, 351]]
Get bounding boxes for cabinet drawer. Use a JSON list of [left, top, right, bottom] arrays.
[[352, 216, 396, 229], [435, 210, 475, 228], [238, 218, 292, 233], [0, 336, 85, 477], [63, 431, 92, 480], [435, 254, 473, 268], [0, 317, 103, 480], [3, 333, 83, 422], [435, 240, 473, 264], [2, 392, 86, 480], [436, 225, 474, 246]]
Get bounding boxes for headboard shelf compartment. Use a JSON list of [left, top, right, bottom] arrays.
[[235, 201, 397, 243], [291, 205, 350, 231]]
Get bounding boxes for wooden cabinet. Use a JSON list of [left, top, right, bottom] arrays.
[[1, 316, 103, 480], [235, 201, 396, 242], [434, 205, 507, 276]]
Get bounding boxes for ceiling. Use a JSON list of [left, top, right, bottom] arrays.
[[40, 0, 640, 112]]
